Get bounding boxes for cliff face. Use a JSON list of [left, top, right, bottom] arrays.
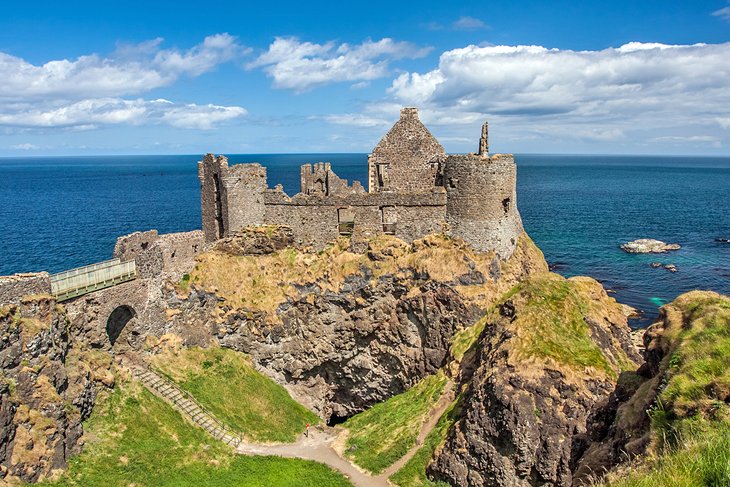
[[574, 290, 730, 485], [428, 274, 641, 487], [170, 232, 548, 420], [0, 297, 112, 483]]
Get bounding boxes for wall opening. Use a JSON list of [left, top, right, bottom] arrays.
[[381, 206, 396, 235], [375, 163, 388, 190], [338, 208, 355, 235], [106, 305, 136, 346], [212, 173, 225, 238], [502, 197, 511, 214]]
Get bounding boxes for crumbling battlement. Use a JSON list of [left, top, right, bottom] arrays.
[[0, 273, 51, 304], [113, 230, 205, 281], [199, 107, 523, 258]]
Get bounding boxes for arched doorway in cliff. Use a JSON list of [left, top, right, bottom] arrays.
[[106, 305, 136, 346]]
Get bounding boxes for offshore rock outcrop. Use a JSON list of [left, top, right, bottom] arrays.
[[0, 296, 113, 483], [428, 274, 641, 487]]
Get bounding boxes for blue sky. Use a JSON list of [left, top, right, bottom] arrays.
[[1, 0, 729, 155]]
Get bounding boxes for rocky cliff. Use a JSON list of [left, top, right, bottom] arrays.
[[0, 296, 113, 483], [428, 273, 641, 487], [167, 231, 547, 420]]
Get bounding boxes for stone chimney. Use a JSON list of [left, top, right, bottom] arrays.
[[400, 107, 419, 120], [478, 121, 489, 157]]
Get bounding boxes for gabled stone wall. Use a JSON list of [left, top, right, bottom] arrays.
[[367, 107, 445, 194]]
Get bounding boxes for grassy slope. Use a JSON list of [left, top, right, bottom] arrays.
[[607, 292, 730, 487], [150, 346, 319, 443], [342, 372, 448, 474], [388, 398, 461, 487], [43, 379, 351, 487], [509, 273, 628, 379]]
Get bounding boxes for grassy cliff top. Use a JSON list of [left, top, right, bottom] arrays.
[[491, 273, 636, 380], [181, 232, 546, 319]]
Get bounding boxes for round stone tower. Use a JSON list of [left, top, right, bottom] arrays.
[[444, 123, 523, 258]]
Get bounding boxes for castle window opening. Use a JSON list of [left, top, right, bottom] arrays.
[[381, 206, 396, 235], [375, 163, 388, 190], [502, 197, 511, 214], [212, 173, 225, 238], [338, 208, 355, 235]]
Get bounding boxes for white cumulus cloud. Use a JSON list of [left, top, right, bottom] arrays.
[[375, 41, 730, 148], [248, 37, 431, 91], [0, 34, 248, 132], [0, 98, 246, 130], [0, 33, 244, 100]]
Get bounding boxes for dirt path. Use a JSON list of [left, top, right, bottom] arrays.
[[379, 380, 455, 479], [236, 380, 456, 487], [237, 427, 387, 487]]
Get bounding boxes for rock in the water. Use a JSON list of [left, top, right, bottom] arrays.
[[620, 239, 680, 254], [649, 262, 678, 272]]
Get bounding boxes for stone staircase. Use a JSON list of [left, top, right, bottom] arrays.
[[134, 368, 242, 447]]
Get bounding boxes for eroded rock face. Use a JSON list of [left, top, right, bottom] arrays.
[[217, 276, 481, 420], [0, 297, 112, 484], [428, 274, 641, 487], [213, 225, 294, 256], [170, 233, 548, 421], [620, 239, 681, 254]]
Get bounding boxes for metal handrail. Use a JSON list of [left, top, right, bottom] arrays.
[[50, 259, 137, 300], [145, 366, 243, 446]]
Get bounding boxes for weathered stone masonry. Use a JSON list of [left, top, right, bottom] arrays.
[[199, 107, 523, 258]]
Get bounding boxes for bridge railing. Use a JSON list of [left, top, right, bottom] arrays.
[[50, 258, 137, 301]]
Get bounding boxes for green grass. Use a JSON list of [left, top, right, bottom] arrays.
[[607, 421, 730, 487], [656, 294, 730, 421], [448, 315, 488, 363], [343, 372, 448, 474], [605, 292, 730, 487], [42, 379, 352, 487], [151, 346, 319, 442], [389, 397, 461, 487], [511, 274, 617, 378]]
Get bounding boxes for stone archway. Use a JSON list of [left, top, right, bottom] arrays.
[[106, 305, 136, 346]]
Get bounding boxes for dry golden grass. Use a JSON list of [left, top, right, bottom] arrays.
[[187, 232, 547, 322]]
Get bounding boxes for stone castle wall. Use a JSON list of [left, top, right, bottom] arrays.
[[114, 230, 205, 281], [262, 189, 447, 249], [0, 273, 52, 305], [199, 108, 523, 258], [444, 153, 523, 257], [367, 107, 445, 193]]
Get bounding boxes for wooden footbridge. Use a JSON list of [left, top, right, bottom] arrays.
[[50, 258, 137, 301]]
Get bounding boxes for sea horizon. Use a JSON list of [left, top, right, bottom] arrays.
[[2, 153, 728, 328]]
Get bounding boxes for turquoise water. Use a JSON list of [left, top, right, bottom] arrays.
[[1, 153, 728, 326]]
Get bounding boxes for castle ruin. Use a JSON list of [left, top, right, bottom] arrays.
[[199, 108, 523, 258]]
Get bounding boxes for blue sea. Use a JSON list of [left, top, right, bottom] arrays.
[[1, 153, 729, 327]]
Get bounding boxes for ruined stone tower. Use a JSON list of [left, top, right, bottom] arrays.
[[444, 122, 523, 258], [198, 154, 267, 241]]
